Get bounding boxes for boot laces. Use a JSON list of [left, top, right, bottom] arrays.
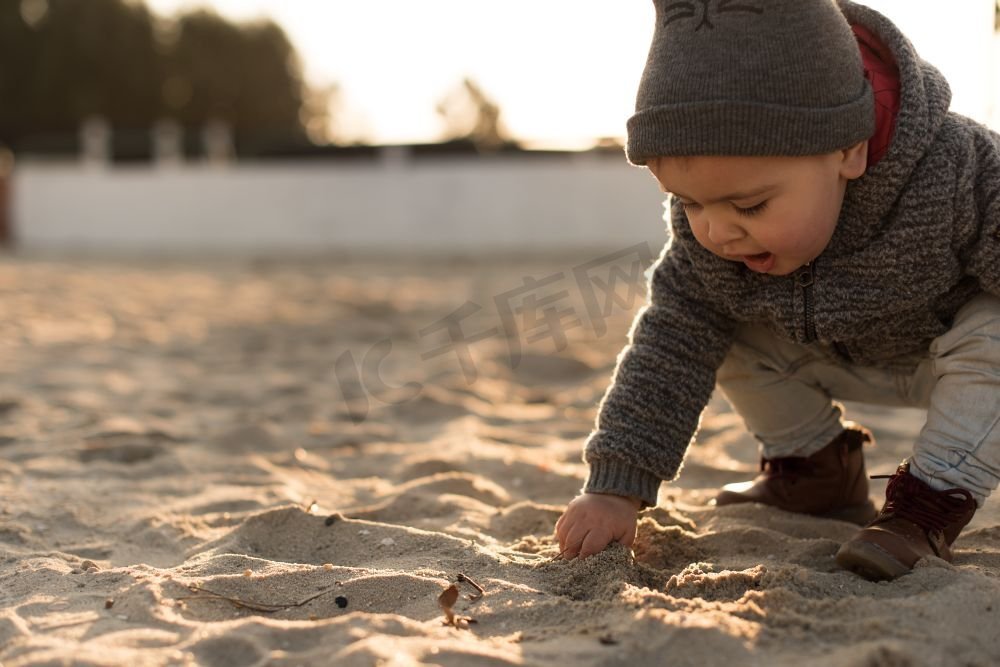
[[873, 468, 975, 533]]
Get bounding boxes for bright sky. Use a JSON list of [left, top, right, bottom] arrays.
[[144, 0, 999, 148]]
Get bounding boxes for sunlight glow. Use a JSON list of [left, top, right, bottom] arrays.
[[144, 0, 999, 147]]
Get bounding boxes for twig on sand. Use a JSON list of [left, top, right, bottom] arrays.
[[456, 573, 485, 600], [178, 583, 343, 614]]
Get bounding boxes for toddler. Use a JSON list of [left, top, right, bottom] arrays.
[[555, 0, 1000, 581]]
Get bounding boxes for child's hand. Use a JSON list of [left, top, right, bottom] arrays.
[[554, 492, 641, 560]]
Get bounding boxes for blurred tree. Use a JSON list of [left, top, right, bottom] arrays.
[[29, 0, 163, 133], [0, 2, 41, 147], [164, 10, 309, 149], [436, 78, 513, 150], [301, 82, 338, 145], [0, 0, 327, 155]]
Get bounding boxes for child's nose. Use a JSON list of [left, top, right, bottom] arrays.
[[706, 217, 746, 245]]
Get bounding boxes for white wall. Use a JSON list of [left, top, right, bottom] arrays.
[[11, 152, 668, 254]]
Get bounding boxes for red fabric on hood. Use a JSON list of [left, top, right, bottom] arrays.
[[851, 23, 900, 167]]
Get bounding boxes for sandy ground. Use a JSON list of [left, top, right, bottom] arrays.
[[0, 252, 998, 667]]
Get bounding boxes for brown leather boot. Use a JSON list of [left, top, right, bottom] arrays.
[[835, 462, 977, 581], [713, 423, 877, 525]]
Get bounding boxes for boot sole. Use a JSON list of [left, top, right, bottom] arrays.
[[819, 500, 878, 526], [835, 540, 910, 581]]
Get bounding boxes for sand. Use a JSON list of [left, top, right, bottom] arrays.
[[0, 252, 998, 667]]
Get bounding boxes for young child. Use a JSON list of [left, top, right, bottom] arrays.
[[555, 0, 1000, 581]]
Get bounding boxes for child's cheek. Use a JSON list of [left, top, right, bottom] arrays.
[[779, 225, 833, 262]]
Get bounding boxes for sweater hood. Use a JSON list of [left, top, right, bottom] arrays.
[[829, 0, 952, 254]]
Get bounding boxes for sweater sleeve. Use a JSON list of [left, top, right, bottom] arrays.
[[582, 201, 738, 507], [958, 125, 1000, 292]]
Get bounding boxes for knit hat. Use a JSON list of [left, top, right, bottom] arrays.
[[626, 0, 875, 164]]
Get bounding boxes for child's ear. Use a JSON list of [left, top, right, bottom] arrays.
[[646, 157, 668, 191], [839, 140, 868, 180]]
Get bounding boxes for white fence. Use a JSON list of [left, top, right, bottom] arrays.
[[11, 150, 667, 255]]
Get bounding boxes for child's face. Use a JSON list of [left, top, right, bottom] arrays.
[[648, 147, 866, 276]]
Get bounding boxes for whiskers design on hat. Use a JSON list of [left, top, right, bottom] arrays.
[[628, 0, 875, 163], [664, 0, 764, 31]]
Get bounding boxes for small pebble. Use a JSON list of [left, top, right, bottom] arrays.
[[104, 599, 115, 609], [81, 560, 98, 571], [379, 538, 395, 547], [243, 569, 253, 577], [358, 529, 370, 535], [309, 614, 318, 621], [323, 563, 334, 571], [335, 596, 348, 609]]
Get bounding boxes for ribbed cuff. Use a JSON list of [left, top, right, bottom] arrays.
[[626, 82, 875, 164], [584, 459, 662, 509]]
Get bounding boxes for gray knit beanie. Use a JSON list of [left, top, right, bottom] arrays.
[[626, 0, 875, 164]]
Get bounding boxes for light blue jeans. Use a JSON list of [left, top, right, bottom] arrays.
[[717, 292, 1000, 506]]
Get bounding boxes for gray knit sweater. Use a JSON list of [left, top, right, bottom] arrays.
[[583, 0, 1000, 508]]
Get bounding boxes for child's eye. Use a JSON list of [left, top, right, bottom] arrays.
[[734, 201, 768, 217]]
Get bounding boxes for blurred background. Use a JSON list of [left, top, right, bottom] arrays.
[[0, 0, 998, 254]]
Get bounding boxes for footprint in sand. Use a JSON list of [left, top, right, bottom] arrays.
[[347, 473, 512, 531], [78, 416, 185, 464], [398, 458, 461, 481], [495, 353, 599, 388], [198, 507, 475, 570], [384, 393, 469, 425], [212, 423, 286, 453], [78, 438, 165, 464], [486, 502, 563, 542]]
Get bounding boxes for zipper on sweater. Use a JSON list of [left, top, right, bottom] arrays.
[[796, 263, 816, 343]]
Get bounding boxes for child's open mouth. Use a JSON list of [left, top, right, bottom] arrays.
[[742, 252, 775, 273]]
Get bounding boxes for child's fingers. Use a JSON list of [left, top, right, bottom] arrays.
[[562, 524, 591, 560], [579, 528, 612, 559], [616, 523, 637, 548], [554, 510, 573, 549]]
